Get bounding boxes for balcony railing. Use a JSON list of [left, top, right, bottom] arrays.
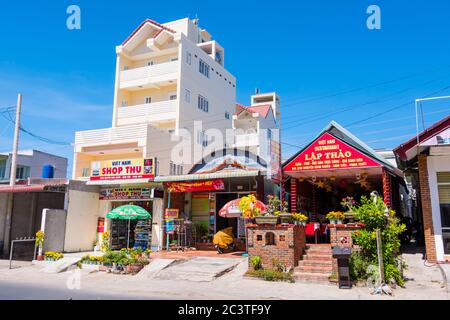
[[75, 124, 150, 146], [120, 61, 179, 89], [234, 133, 260, 147], [117, 100, 177, 126]]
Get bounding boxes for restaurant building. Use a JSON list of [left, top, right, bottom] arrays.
[[283, 121, 407, 226], [394, 115, 450, 263]]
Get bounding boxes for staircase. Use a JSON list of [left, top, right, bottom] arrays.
[[294, 244, 333, 283]]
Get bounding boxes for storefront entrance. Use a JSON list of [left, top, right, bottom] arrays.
[[110, 201, 153, 250], [216, 193, 239, 235]]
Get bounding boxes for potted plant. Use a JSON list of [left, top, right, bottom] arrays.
[[341, 196, 357, 222], [267, 196, 291, 224], [292, 213, 309, 226], [35, 230, 45, 261], [326, 211, 345, 224]]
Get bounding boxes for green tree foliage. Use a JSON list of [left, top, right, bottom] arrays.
[[351, 196, 407, 286]]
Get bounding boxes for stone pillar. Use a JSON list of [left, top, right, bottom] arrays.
[[418, 155, 437, 263], [382, 168, 391, 208], [290, 179, 297, 212]]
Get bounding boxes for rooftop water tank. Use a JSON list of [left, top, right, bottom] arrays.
[[42, 165, 55, 179]]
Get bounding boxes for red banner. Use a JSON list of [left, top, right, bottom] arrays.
[[284, 132, 380, 172], [165, 179, 225, 193]]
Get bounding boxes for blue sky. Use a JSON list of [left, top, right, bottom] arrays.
[[0, 0, 450, 176]]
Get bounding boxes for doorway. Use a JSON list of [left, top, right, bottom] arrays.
[[215, 193, 238, 236]]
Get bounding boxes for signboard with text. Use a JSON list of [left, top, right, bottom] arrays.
[[90, 158, 156, 181], [164, 179, 225, 193], [99, 187, 152, 201], [284, 133, 380, 172]]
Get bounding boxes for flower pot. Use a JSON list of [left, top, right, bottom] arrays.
[[278, 214, 293, 225], [37, 255, 44, 261], [329, 219, 337, 225], [255, 216, 279, 225], [126, 263, 144, 274]]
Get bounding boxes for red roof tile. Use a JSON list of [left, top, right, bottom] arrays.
[[234, 103, 272, 118], [122, 19, 176, 46]]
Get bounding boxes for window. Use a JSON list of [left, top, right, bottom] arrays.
[[0, 159, 6, 179], [197, 131, 209, 147], [171, 57, 178, 62], [82, 168, 90, 178], [147, 61, 154, 66], [438, 172, 450, 255], [199, 59, 210, 78], [184, 89, 191, 103], [265, 232, 276, 246], [121, 100, 127, 107], [124, 66, 129, 70], [145, 97, 152, 104], [186, 52, 192, 65], [16, 166, 30, 180], [198, 95, 209, 113], [225, 112, 230, 120], [169, 94, 177, 101]]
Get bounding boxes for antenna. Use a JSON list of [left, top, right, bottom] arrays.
[[193, 14, 199, 25]]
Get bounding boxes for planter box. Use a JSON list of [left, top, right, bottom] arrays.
[[126, 263, 144, 274], [255, 216, 279, 225], [278, 214, 293, 225]]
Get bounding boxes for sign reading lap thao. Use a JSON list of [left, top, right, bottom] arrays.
[[284, 133, 380, 172], [90, 158, 156, 181]]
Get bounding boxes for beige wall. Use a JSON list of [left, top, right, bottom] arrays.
[[64, 186, 101, 253], [123, 84, 177, 106]]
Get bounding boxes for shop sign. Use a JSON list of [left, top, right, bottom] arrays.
[[284, 133, 380, 172], [165, 208, 179, 221], [165, 179, 225, 193], [90, 158, 156, 181], [99, 187, 152, 201]]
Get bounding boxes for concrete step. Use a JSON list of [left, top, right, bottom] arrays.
[[294, 272, 331, 283], [303, 253, 333, 261], [305, 246, 332, 253], [296, 265, 333, 274], [298, 259, 333, 267]]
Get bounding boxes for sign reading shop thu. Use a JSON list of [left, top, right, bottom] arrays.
[[90, 158, 156, 181]]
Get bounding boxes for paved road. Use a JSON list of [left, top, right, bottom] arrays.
[[0, 255, 448, 300]]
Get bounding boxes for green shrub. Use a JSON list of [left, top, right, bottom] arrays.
[[250, 256, 262, 270], [352, 196, 407, 286], [247, 269, 294, 283], [349, 252, 371, 281]]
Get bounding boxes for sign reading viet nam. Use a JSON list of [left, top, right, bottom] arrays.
[[284, 133, 380, 172], [91, 158, 156, 181], [165, 179, 225, 193]]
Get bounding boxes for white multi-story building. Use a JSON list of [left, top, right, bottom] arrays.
[[233, 92, 280, 161], [73, 18, 237, 179]]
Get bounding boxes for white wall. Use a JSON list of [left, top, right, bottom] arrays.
[[427, 153, 450, 261], [178, 34, 236, 165], [64, 184, 100, 252]]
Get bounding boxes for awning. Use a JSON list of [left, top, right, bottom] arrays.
[[154, 170, 261, 183], [86, 179, 154, 186], [0, 185, 55, 193]]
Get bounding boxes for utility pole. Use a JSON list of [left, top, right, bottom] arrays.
[[3, 94, 22, 256]]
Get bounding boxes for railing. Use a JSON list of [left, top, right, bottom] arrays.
[[117, 100, 177, 126], [234, 133, 260, 147], [120, 61, 179, 89], [75, 124, 149, 145]]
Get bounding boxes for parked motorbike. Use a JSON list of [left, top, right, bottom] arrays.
[[213, 227, 236, 254]]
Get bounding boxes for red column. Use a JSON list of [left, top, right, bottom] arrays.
[[382, 168, 391, 208], [290, 178, 297, 212]]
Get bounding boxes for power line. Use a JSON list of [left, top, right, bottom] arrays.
[[346, 86, 450, 127]]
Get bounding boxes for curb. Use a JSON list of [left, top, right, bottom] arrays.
[[437, 263, 449, 293]]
